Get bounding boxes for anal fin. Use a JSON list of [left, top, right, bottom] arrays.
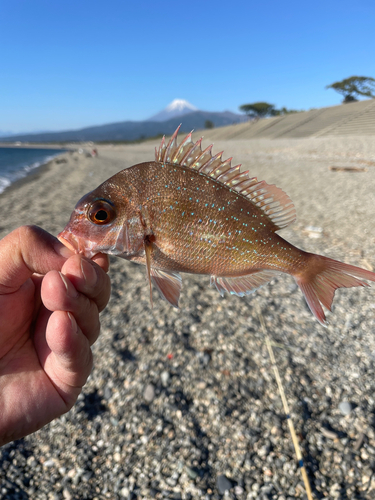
[[211, 270, 280, 297], [150, 268, 182, 308]]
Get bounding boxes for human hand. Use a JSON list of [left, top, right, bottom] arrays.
[[0, 226, 111, 446]]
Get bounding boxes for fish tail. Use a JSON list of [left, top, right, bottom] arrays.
[[294, 254, 375, 326]]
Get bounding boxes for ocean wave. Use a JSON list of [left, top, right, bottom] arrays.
[[23, 155, 57, 173], [0, 177, 11, 194], [0, 151, 64, 194]]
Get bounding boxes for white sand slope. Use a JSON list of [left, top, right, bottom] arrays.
[[202, 99, 375, 140]]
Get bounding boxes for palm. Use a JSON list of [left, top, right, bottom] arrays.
[[0, 276, 73, 442], [0, 226, 110, 446]]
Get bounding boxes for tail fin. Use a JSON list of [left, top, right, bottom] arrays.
[[294, 255, 375, 326]]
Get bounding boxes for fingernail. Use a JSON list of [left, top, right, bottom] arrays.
[[59, 272, 79, 298], [81, 259, 98, 287], [67, 312, 78, 334]]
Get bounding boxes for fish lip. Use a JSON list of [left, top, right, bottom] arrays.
[[57, 231, 80, 254], [57, 230, 99, 259]]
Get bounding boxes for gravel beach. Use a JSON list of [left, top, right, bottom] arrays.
[[1, 134, 375, 499]]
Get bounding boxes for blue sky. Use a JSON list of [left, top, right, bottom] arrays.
[[1, 0, 374, 132]]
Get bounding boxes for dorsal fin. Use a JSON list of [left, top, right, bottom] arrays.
[[155, 126, 296, 230]]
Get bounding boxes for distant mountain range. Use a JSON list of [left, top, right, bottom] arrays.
[[0, 99, 247, 143], [0, 129, 50, 138]]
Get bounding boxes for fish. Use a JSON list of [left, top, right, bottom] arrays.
[[58, 125, 375, 326]]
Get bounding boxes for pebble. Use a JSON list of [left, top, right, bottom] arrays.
[[234, 485, 244, 495], [120, 487, 129, 497], [185, 466, 198, 479], [161, 370, 170, 387], [103, 386, 112, 400], [63, 489, 72, 500], [353, 432, 365, 451], [43, 459, 55, 467], [216, 474, 233, 494], [143, 383, 155, 403], [321, 427, 338, 440], [339, 401, 353, 416], [27, 456, 37, 467]]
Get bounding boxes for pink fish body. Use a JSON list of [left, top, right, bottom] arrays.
[[58, 126, 375, 325]]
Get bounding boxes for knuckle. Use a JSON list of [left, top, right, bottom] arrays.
[[17, 225, 44, 242], [82, 294, 96, 318], [79, 298, 101, 344]]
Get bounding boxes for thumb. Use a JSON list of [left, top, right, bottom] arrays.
[[0, 226, 73, 294]]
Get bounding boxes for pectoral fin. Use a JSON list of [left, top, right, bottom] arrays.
[[144, 237, 154, 306], [211, 270, 280, 297], [143, 237, 182, 307], [150, 268, 182, 308]]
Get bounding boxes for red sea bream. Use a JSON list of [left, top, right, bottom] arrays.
[[58, 126, 375, 325]]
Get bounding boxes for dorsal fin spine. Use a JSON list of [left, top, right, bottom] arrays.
[[164, 126, 180, 162], [226, 170, 249, 187], [177, 141, 195, 165], [156, 136, 166, 161], [199, 151, 224, 174], [183, 138, 202, 166], [235, 179, 258, 193], [217, 165, 242, 183], [156, 127, 296, 231], [211, 158, 233, 178], [191, 145, 213, 170], [216, 165, 237, 182], [171, 132, 193, 163]]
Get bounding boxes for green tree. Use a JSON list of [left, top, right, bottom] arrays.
[[239, 102, 276, 118], [276, 107, 301, 115], [326, 76, 375, 103], [204, 120, 214, 129]]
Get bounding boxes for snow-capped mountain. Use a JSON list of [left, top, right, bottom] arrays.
[[149, 99, 199, 122]]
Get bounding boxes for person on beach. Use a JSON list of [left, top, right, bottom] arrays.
[[0, 225, 111, 446]]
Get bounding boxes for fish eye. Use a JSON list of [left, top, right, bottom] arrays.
[[87, 200, 116, 225]]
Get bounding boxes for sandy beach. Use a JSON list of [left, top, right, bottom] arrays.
[[2, 134, 375, 498]]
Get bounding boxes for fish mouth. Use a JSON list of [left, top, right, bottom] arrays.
[[57, 230, 81, 254], [57, 229, 99, 259]]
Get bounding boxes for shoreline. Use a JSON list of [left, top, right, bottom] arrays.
[[2, 154, 60, 195], [0, 150, 72, 196]]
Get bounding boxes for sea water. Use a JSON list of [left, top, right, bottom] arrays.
[[0, 147, 67, 194]]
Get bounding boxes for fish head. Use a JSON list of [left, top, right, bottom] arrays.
[[58, 188, 133, 258]]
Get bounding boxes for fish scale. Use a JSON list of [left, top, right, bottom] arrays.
[[58, 126, 375, 325], [135, 161, 301, 276]]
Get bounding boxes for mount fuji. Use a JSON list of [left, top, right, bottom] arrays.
[[149, 99, 199, 122]]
